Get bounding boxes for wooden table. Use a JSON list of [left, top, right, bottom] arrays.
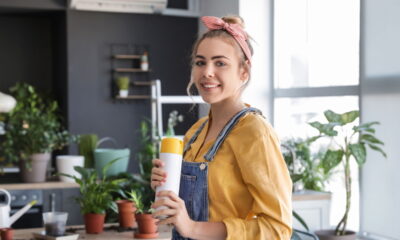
[[13, 224, 172, 240]]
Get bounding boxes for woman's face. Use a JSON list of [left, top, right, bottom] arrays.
[[192, 37, 248, 105]]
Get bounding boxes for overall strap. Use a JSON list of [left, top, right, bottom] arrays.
[[183, 119, 209, 155], [204, 107, 262, 161]]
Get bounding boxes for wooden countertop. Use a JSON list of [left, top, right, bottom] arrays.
[[13, 224, 172, 240], [292, 190, 331, 201], [1, 181, 79, 190]]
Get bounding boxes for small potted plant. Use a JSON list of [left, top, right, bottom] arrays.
[[0, 82, 76, 182], [309, 110, 386, 240], [115, 76, 130, 97], [60, 158, 126, 234], [128, 190, 158, 239]]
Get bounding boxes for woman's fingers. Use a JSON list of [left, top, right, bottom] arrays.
[[152, 208, 177, 219], [151, 167, 167, 178], [152, 196, 179, 209], [156, 191, 182, 203], [152, 158, 165, 167]]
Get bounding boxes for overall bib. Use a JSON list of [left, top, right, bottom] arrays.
[[172, 107, 262, 240]]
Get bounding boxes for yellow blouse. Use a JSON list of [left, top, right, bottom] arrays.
[[183, 111, 293, 240]]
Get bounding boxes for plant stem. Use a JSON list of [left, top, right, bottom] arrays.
[[335, 144, 352, 236]]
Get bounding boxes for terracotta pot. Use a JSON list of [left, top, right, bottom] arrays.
[[134, 213, 159, 239], [0, 228, 14, 240], [84, 213, 105, 234], [315, 229, 357, 240], [20, 153, 50, 183], [116, 200, 136, 228]]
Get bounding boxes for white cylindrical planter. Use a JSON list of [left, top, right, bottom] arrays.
[[56, 155, 84, 182], [155, 138, 183, 219], [119, 90, 128, 97]]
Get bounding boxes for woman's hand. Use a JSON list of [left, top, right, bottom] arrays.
[[151, 159, 167, 191], [152, 190, 195, 238]]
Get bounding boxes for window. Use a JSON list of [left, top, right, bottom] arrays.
[[274, 0, 361, 231], [273, 0, 360, 138]]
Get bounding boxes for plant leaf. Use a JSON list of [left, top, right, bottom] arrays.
[[339, 110, 359, 125], [292, 210, 309, 231], [324, 110, 342, 123], [361, 134, 384, 145], [321, 150, 344, 174], [308, 122, 338, 136], [324, 110, 359, 125], [349, 143, 366, 166], [367, 144, 387, 158]]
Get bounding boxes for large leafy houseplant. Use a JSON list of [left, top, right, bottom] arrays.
[[310, 110, 386, 237], [0, 83, 74, 167], [61, 158, 126, 215]]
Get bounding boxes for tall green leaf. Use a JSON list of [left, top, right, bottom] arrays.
[[321, 150, 344, 174], [324, 110, 342, 123], [309, 122, 338, 136], [361, 134, 384, 145], [349, 143, 366, 166], [367, 144, 387, 158], [353, 121, 379, 132], [339, 110, 359, 125]]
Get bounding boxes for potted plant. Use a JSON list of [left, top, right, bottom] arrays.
[[60, 158, 126, 234], [115, 76, 130, 97], [0, 82, 76, 182], [128, 190, 158, 239], [308, 110, 386, 240]]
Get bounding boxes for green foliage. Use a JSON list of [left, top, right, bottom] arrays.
[[134, 120, 158, 213], [115, 77, 130, 90], [0, 83, 76, 165], [308, 109, 386, 235], [78, 134, 98, 168], [59, 158, 126, 214], [282, 138, 332, 192], [126, 190, 154, 214]]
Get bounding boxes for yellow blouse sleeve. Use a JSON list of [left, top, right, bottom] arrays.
[[222, 118, 293, 240]]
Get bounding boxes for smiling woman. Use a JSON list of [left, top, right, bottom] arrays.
[[151, 15, 293, 240]]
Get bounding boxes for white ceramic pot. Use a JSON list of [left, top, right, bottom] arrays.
[[119, 90, 128, 97], [56, 155, 84, 182]]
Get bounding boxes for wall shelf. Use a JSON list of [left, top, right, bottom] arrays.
[[113, 54, 141, 59], [113, 68, 151, 73], [115, 95, 150, 100]]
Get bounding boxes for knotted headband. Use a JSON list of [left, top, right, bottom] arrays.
[[201, 16, 252, 65]]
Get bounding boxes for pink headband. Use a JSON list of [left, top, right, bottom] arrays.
[[201, 16, 252, 65]]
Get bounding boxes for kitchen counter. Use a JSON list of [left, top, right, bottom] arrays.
[[13, 224, 172, 240], [0, 181, 79, 190]]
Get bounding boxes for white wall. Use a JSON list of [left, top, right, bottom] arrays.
[[240, 0, 273, 120], [360, 0, 400, 239], [198, 0, 273, 120]]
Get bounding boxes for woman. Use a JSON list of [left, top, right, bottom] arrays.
[[151, 16, 292, 240]]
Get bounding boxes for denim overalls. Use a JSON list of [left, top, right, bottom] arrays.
[[172, 107, 262, 240]]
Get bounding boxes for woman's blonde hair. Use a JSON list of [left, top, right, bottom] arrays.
[[186, 15, 254, 97]]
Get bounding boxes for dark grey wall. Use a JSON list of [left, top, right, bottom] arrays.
[[0, 7, 198, 173], [66, 11, 198, 172]]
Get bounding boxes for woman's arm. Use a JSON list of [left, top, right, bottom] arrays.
[[152, 191, 227, 240]]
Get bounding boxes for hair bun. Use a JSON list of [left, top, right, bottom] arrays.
[[222, 15, 245, 29]]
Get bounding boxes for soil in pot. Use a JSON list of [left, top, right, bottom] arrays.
[[84, 213, 105, 234], [315, 229, 357, 240], [116, 200, 136, 228], [134, 213, 159, 239]]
